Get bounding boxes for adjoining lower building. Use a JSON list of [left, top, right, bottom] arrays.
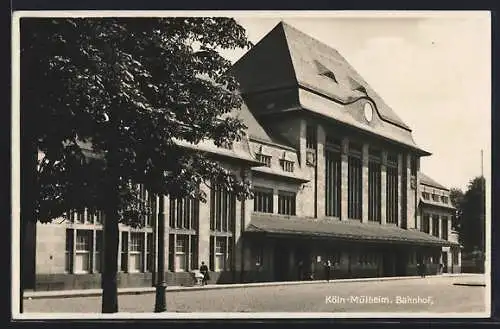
[[23, 21, 460, 291]]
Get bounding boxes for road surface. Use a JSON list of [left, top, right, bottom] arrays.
[[24, 275, 487, 314]]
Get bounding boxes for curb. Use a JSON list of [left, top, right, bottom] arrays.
[[24, 273, 481, 300], [452, 282, 486, 287]]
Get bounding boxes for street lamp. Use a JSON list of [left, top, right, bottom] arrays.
[[154, 194, 167, 312]]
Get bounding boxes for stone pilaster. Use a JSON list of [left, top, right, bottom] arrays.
[[438, 216, 442, 239], [299, 120, 307, 168], [406, 154, 416, 229], [234, 168, 252, 274], [380, 151, 388, 225], [198, 184, 211, 266], [340, 138, 349, 221], [362, 144, 369, 223], [162, 195, 170, 271], [316, 125, 326, 218], [397, 153, 403, 227]]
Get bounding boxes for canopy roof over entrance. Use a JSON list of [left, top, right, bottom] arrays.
[[247, 214, 456, 246]]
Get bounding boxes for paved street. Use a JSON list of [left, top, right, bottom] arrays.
[[24, 275, 486, 314]]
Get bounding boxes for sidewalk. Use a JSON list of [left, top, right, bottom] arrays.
[[23, 273, 481, 300]]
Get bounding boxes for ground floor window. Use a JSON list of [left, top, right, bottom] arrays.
[[120, 231, 153, 273], [65, 228, 103, 274], [210, 235, 232, 272], [168, 233, 198, 272]]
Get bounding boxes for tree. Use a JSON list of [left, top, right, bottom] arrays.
[[451, 176, 486, 254], [20, 17, 253, 313], [449, 187, 464, 231]]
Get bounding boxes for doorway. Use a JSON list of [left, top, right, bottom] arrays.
[[274, 243, 289, 281], [382, 252, 395, 277]]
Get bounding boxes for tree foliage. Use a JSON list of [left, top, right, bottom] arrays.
[[21, 17, 254, 226], [451, 176, 486, 253]]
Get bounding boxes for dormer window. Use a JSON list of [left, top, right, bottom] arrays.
[[280, 159, 294, 173], [256, 153, 272, 167], [321, 71, 338, 83], [355, 85, 367, 94], [314, 60, 338, 83]]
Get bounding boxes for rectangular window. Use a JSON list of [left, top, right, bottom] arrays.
[[386, 154, 398, 224], [140, 185, 156, 227], [75, 230, 92, 273], [421, 214, 430, 233], [306, 125, 317, 150], [368, 150, 382, 222], [190, 235, 198, 270], [256, 153, 272, 167], [422, 192, 430, 200], [168, 234, 175, 272], [432, 215, 440, 237], [95, 230, 103, 273], [441, 216, 448, 240], [253, 187, 274, 213], [120, 231, 128, 272], [209, 236, 232, 272], [76, 210, 85, 224], [278, 190, 296, 216], [325, 149, 341, 217], [129, 232, 144, 272], [280, 159, 294, 172], [441, 196, 449, 204], [146, 232, 154, 273], [175, 235, 188, 271], [348, 154, 362, 220], [210, 185, 235, 232], [215, 237, 226, 271], [432, 194, 440, 202], [169, 196, 199, 230], [65, 229, 73, 273]]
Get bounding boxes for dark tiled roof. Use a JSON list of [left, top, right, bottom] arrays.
[[231, 21, 430, 155], [247, 213, 455, 246], [419, 197, 456, 211], [233, 102, 295, 149], [280, 21, 410, 130], [419, 172, 449, 190]]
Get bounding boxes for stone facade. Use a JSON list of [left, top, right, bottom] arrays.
[[26, 21, 461, 291]]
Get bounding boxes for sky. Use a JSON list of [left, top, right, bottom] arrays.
[[219, 12, 491, 192]]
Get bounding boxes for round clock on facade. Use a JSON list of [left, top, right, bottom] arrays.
[[364, 102, 374, 122]]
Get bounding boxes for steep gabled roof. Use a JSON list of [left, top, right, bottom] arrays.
[[231, 21, 430, 155], [279, 22, 411, 130], [419, 172, 449, 191]]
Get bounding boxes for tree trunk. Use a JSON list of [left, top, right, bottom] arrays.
[[102, 196, 120, 313]]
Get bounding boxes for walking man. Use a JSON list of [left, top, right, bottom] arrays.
[[200, 261, 210, 286], [324, 260, 332, 282]]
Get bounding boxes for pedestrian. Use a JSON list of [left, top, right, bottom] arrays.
[[200, 261, 210, 286], [421, 262, 427, 278], [324, 260, 332, 282]]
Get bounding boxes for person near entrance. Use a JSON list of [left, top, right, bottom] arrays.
[[324, 260, 332, 282], [200, 261, 210, 285]]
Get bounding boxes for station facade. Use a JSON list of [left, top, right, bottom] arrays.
[[25, 22, 460, 291]]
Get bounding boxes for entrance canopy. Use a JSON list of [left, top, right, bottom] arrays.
[[247, 214, 456, 247]]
